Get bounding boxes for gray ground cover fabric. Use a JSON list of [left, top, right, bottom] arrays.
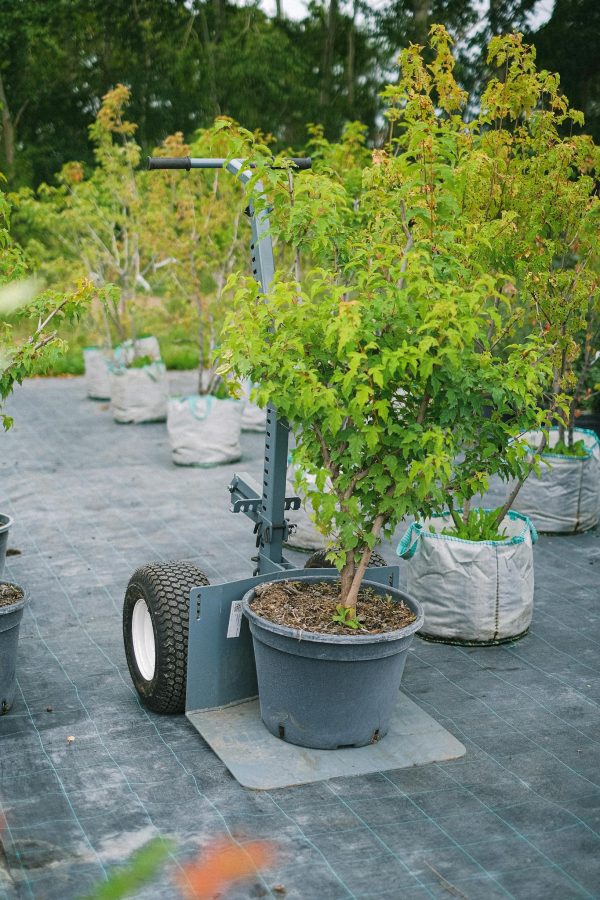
[[0, 374, 599, 899]]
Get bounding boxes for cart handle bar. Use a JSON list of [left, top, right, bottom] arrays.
[[147, 156, 311, 171]]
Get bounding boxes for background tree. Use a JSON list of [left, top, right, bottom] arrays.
[[0, 175, 96, 427], [143, 121, 249, 394], [2, 1, 599, 191], [534, 0, 600, 142]]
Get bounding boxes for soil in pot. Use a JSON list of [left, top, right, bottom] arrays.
[[251, 580, 417, 635], [0, 583, 23, 607]]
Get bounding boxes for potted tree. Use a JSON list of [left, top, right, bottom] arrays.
[[146, 124, 250, 465], [1, 184, 93, 712], [218, 28, 564, 747], [511, 271, 600, 533]]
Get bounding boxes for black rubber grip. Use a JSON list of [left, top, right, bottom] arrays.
[[147, 155, 311, 171], [147, 156, 191, 170], [290, 157, 311, 170]]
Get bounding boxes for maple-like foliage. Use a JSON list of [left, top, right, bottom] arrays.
[[0, 183, 96, 429], [220, 27, 600, 608]]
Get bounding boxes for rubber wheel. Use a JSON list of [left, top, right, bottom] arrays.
[[123, 561, 210, 714], [304, 549, 388, 569]]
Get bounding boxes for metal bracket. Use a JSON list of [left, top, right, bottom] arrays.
[[228, 472, 301, 518]]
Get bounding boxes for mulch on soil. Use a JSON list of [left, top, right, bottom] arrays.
[[0, 583, 23, 608], [251, 579, 417, 635]]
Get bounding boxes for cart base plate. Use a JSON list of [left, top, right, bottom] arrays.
[[186, 693, 465, 790]]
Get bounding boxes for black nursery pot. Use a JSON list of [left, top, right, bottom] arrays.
[[0, 583, 27, 714], [575, 414, 600, 440], [242, 575, 424, 750], [0, 514, 13, 579]]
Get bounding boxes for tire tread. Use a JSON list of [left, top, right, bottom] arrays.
[[123, 561, 209, 714]]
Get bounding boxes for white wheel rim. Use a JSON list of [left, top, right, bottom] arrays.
[[132, 598, 156, 681]]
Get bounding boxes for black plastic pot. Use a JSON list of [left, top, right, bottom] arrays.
[[0, 514, 13, 579], [242, 575, 423, 750], [0, 583, 26, 714], [575, 414, 600, 440]]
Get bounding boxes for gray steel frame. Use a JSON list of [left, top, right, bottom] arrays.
[[224, 157, 300, 576]]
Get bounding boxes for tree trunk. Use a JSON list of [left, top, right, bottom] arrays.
[[275, 0, 283, 20], [199, 7, 221, 118], [411, 0, 431, 45], [320, 0, 339, 109], [339, 551, 355, 604], [347, 0, 357, 109], [213, 0, 223, 39], [0, 71, 15, 178], [342, 545, 375, 612]]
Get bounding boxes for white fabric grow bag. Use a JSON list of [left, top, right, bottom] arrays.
[[512, 428, 600, 533], [398, 510, 537, 644], [83, 347, 111, 400], [114, 336, 161, 366], [110, 362, 169, 424], [167, 395, 243, 466], [284, 464, 329, 551], [241, 381, 266, 432]]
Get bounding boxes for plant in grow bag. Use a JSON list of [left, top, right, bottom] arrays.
[[382, 29, 600, 537], [434, 508, 509, 542], [474, 34, 598, 477], [144, 121, 250, 397], [561, 261, 600, 442], [145, 121, 263, 464], [13, 85, 169, 366]]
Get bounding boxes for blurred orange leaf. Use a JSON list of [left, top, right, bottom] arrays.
[[177, 838, 277, 899]]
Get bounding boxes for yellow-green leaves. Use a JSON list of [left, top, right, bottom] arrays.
[[221, 25, 599, 601]]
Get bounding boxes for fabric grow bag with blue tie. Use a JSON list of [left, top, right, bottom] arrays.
[[397, 510, 537, 645]]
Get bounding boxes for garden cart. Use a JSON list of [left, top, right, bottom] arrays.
[[122, 155, 463, 788]]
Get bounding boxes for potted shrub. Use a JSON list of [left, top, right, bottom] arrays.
[[1, 185, 93, 711], [219, 28, 566, 746], [512, 266, 600, 532], [146, 125, 249, 465]]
